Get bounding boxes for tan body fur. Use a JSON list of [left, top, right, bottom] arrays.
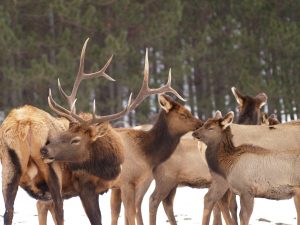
[[0, 105, 68, 225], [193, 112, 300, 225], [109, 95, 203, 225], [0, 105, 119, 225]]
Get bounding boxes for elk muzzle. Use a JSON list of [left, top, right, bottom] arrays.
[[40, 147, 55, 163]]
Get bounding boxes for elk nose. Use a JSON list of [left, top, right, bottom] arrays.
[[40, 147, 48, 157], [192, 131, 199, 139]]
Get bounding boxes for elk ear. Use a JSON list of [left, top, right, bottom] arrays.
[[214, 110, 222, 119], [220, 111, 234, 130], [231, 87, 244, 107], [158, 94, 174, 113], [91, 123, 108, 142], [255, 93, 268, 109], [260, 112, 268, 125]]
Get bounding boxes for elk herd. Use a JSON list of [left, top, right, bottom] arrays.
[[0, 38, 297, 225]]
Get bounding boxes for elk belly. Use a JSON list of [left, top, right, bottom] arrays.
[[227, 152, 300, 200]]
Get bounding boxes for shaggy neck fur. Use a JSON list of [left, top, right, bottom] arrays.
[[141, 111, 182, 168], [68, 128, 124, 180], [205, 127, 234, 177]]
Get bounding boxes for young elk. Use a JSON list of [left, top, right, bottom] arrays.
[[41, 50, 197, 225], [192, 111, 300, 225], [0, 38, 120, 225], [144, 87, 267, 225]]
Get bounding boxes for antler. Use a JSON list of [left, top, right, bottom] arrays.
[[77, 48, 185, 124], [58, 38, 114, 113], [49, 38, 114, 119], [50, 47, 185, 125], [128, 49, 185, 111]]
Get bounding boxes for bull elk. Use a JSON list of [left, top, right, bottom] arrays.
[[0, 38, 123, 225], [40, 49, 194, 225], [192, 111, 300, 225]]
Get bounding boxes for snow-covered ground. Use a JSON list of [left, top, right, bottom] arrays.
[[0, 172, 296, 225]]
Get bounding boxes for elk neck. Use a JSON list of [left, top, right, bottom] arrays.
[[141, 111, 182, 169], [205, 127, 235, 178], [68, 127, 124, 181], [237, 102, 260, 125]]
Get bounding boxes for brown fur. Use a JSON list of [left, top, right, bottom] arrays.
[[43, 121, 124, 181], [0, 105, 68, 225], [193, 112, 300, 225], [110, 94, 203, 225], [0, 105, 120, 225], [145, 88, 268, 225]]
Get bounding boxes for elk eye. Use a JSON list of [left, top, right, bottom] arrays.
[[70, 137, 81, 145], [208, 127, 214, 131]]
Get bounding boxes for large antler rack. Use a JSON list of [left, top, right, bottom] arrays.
[[49, 46, 185, 125], [127, 48, 185, 112]]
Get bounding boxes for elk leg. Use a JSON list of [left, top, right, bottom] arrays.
[[294, 191, 300, 225], [229, 193, 238, 224], [2, 149, 22, 225], [239, 193, 254, 225], [202, 174, 229, 225], [37, 200, 57, 225], [79, 185, 101, 225], [217, 198, 235, 225], [162, 187, 177, 225], [121, 185, 136, 225], [149, 179, 176, 225], [217, 190, 237, 225], [212, 205, 222, 225], [110, 188, 122, 225], [135, 177, 152, 225], [46, 165, 64, 225]]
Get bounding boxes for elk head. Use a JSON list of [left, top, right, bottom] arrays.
[[261, 112, 280, 126], [231, 87, 267, 125], [192, 111, 234, 146], [157, 94, 203, 136]]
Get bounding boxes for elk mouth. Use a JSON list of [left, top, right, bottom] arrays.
[[42, 157, 55, 164]]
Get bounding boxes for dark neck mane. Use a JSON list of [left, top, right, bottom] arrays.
[[205, 127, 234, 177], [68, 129, 124, 180], [141, 111, 181, 168]]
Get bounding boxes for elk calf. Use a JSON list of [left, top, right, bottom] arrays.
[[193, 111, 300, 225]]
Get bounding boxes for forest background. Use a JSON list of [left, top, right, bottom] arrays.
[[0, 0, 300, 124]]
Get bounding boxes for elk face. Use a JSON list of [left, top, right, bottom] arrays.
[[192, 111, 234, 146], [231, 87, 267, 125], [158, 94, 203, 136], [41, 122, 107, 163]]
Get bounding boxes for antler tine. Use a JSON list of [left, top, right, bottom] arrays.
[[58, 38, 115, 112], [161, 69, 186, 101], [86, 93, 133, 124], [128, 50, 185, 112], [48, 89, 77, 122]]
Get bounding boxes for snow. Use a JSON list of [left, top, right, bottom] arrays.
[[0, 169, 297, 225]]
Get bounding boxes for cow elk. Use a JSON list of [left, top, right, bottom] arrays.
[[110, 87, 268, 225], [192, 111, 300, 225]]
